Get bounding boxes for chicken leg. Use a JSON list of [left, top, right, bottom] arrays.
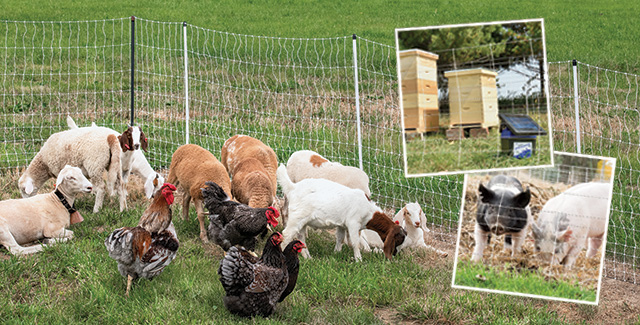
[[126, 275, 133, 297]]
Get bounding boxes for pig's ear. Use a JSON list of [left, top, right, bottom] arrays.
[[531, 222, 543, 238], [558, 228, 573, 242], [514, 188, 531, 208], [478, 184, 494, 203]]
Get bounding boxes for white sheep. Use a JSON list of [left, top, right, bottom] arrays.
[[18, 126, 126, 213], [66, 116, 161, 198], [2, 165, 93, 255]]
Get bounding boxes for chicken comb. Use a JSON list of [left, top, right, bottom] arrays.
[[162, 183, 177, 191]]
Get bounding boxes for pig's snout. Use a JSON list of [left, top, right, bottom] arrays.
[[490, 225, 506, 235]]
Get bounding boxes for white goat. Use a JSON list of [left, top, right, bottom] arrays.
[[2, 165, 93, 255], [18, 126, 125, 212], [66, 116, 161, 199], [359, 203, 448, 257], [278, 164, 406, 262]]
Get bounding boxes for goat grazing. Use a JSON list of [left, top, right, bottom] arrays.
[[278, 164, 405, 261]]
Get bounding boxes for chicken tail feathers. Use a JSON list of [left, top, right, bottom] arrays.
[[219, 246, 255, 293], [104, 227, 150, 265], [202, 181, 230, 211]]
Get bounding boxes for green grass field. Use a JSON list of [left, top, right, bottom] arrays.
[[0, 184, 588, 324], [454, 260, 597, 303], [2, 1, 640, 324]]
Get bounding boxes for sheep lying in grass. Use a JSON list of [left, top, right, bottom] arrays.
[[2, 165, 93, 255], [167, 144, 232, 242], [220, 135, 278, 208], [66, 117, 161, 198], [360, 203, 448, 257], [19, 126, 126, 212]]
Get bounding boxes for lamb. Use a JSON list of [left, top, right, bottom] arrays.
[[220, 135, 278, 208], [282, 150, 371, 225], [277, 164, 405, 262], [18, 126, 126, 212], [66, 117, 160, 198], [167, 144, 232, 242], [359, 203, 448, 257], [1, 165, 93, 255]]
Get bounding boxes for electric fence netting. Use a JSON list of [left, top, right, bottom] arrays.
[[0, 18, 637, 283]]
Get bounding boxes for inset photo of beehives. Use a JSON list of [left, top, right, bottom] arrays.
[[452, 152, 615, 304], [396, 19, 553, 176]]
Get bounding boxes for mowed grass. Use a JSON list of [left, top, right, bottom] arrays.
[[2, 0, 639, 73], [454, 260, 597, 303], [405, 128, 553, 175], [0, 182, 578, 324]]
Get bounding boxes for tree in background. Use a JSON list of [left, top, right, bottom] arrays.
[[398, 22, 545, 112]]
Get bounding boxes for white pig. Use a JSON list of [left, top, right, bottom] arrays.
[[531, 182, 611, 268]]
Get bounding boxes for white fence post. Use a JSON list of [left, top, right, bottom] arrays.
[[573, 59, 581, 154], [352, 34, 364, 170], [183, 22, 190, 145]]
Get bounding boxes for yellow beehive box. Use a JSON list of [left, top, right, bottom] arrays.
[[444, 68, 499, 128], [399, 49, 439, 133]]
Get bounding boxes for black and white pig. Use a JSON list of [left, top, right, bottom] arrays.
[[471, 175, 532, 262], [531, 182, 610, 268]]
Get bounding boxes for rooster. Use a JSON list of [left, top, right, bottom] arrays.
[[104, 184, 179, 297], [278, 240, 305, 303], [218, 232, 288, 317], [137, 183, 177, 234], [201, 181, 279, 251]]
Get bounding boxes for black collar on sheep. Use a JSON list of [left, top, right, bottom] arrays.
[[54, 189, 83, 225]]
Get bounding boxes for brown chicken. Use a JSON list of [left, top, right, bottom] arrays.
[[138, 183, 177, 234]]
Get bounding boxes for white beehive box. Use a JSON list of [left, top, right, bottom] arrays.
[[399, 49, 439, 133], [444, 68, 499, 128]]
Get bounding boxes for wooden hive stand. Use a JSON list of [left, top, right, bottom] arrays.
[[399, 49, 439, 137], [445, 68, 499, 129]]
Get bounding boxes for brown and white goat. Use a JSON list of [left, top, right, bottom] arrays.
[[277, 164, 405, 261]]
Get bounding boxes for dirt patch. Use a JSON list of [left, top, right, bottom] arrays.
[[545, 277, 640, 324]]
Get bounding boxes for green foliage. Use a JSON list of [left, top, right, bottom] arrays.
[[454, 260, 597, 303]]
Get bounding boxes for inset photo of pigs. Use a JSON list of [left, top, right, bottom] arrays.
[[452, 152, 616, 304]]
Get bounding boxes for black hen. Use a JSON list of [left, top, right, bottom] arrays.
[[218, 232, 288, 317], [278, 240, 305, 303], [202, 181, 279, 251]]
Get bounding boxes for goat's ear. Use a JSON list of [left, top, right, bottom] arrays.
[[383, 229, 402, 260], [119, 128, 132, 152], [24, 178, 34, 195], [140, 128, 148, 152]]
